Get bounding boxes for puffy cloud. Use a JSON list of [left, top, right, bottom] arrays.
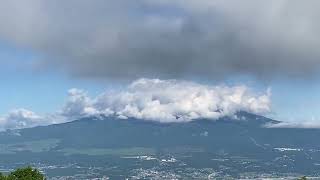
[[60, 88, 98, 117], [0, 79, 271, 130], [61, 78, 271, 122], [0, 109, 72, 131], [0, 108, 71, 131], [0, 0, 319, 80], [0, 109, 46, 131]]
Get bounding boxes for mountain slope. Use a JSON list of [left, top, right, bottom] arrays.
[[0, 112, 317, 152], [0, 112, 319, 179]]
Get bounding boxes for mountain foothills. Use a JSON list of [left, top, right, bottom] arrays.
[[0, 112, 319, 179]]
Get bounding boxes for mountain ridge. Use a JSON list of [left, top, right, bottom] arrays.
[[0, 111, 319, 178]]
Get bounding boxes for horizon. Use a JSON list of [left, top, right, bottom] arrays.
[[0, 1, 319, 130], [0, 1, 319, 179]]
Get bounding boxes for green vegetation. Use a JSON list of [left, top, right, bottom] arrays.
[[0, 139, 60, 154], [0, 167, 45, 180], [59, 147, 156, 156], [297, 176, 307, 180]]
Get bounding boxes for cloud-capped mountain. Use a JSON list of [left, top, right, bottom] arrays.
[[0, 112, 319, 179], [0, 112, 279, 150]]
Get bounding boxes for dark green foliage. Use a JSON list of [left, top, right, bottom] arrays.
[[0, 167, 45, 180], [298, 176, 307, 180], [0, 173, 4, 179]]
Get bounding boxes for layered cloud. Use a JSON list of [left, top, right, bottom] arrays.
[[0, 0, 319, 80], [0, 79, 271, 130], [265, 120, 320, 129], [82, 79, 271, 122]]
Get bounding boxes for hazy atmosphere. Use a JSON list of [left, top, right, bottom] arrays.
[[0, 0, 319, 130], [1, 1, 320, 179]]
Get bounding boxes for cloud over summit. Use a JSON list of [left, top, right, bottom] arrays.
[[0, 79, 271, 130], [86, 78, 271, 122], [0, 0, 319, 80]]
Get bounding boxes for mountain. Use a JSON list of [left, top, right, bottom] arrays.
[[0, 112, 319, 179]]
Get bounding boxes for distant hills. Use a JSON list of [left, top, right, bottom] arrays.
[[0, 111, 318, 153], [0, 112, 320, 178]]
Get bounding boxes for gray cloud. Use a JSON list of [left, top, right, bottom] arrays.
[[0, 0, 320, 80]]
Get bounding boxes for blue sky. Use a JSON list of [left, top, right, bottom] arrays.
[[0, 43, 318, 123], [0, 0, 319, 129], [0, 43, 106, 114]]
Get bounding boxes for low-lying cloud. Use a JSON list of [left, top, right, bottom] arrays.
[[0, 109, 65, 131], [0, 109, 44, 130], [0, 79, 271, 130], [62, 78, 271, 122], [0, 0, 320, 80], [265, 121, 320, 129]]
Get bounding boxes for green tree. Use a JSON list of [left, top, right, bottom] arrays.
[[298, 176, 307, 180], [0, 173, 5, 179], [0, 167, 45, 180]]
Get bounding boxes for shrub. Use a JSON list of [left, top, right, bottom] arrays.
[[0, 167, 45, 180]]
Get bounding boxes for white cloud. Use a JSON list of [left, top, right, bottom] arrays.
[[265, 119, 320, 129], [0, 109, 46, 131], [62, 78, 271, 122], [0, 78, 271, 130], [60, 88, 98, 117]]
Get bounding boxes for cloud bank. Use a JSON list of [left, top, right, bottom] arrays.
[[0, 109, 65, 131], [265, 121, 320, 129], [0, 109, 44, 130], [0, 0, 320, 80], [0, 79, 271, 130], [62, 78, 271, 122]]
